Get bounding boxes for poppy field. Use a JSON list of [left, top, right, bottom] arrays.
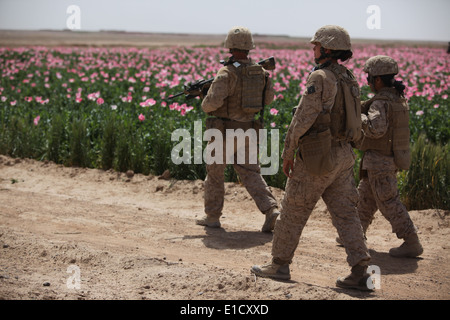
[[0, 44, 448, 209]]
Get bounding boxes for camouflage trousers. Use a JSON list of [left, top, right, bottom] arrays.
[[204, 135, 277, 219], [357, 169, 416, 239], [272, 143, 370, 267]]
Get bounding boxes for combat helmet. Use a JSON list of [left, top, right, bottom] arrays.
[[224, 26, 255, 51], [363, 55, 399, 76], [310, 25, 351, 51]]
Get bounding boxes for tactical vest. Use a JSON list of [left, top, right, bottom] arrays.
[[360, 88, 411, 170], [298, 63, 361, 176], [308, 63, 362, 143], [210, 62, 267, 120]]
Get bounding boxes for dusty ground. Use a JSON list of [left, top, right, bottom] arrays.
[[0, 154, 449, 301]]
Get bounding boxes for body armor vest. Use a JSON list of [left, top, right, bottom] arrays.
[[297, 63, 361, 176], [360, 88, 411, 170], [210, 62, 266, 121], [308, 63, 362, 143]]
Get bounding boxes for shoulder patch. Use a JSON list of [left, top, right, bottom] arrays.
[[307, 85, 316, 94]]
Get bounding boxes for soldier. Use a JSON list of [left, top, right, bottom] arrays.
[[251, 25, 372, 291], [195, 26, 280, 232], [356, 55, 423, 258]]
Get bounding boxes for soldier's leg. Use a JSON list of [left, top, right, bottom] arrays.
[[199, 161, 226, 227], [324, 163, 372, 291], [233, 162, 279, 232], [232, 134, 279, 231], [368, 170, 416, 239], [335, 175, 376, 245], [357, 176, 379, 234], [233, 162, 278, 214], [272, 159, 325, 264], [251, 158, 325, 280], [323, 166, 371, 267], [367, 170, 422, 257], [199, 135, 227, 227]]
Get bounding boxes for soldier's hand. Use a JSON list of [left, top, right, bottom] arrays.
[[200, 83, 211, 99], [283, 159, 294, 178]]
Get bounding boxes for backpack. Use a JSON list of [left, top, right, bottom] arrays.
[[328, 64, 362, 144], [298, 64, 362, 176]]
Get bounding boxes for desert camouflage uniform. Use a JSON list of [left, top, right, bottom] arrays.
[[358, 88, 416, 238], [201, 58, 278, 220], [272, 64, 370, 267]]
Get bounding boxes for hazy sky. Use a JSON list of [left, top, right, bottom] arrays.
[[0, 0, 449, 42]]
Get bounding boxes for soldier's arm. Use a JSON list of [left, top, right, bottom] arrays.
[[264, 71, 275, 106], [201, 67, 235, 113], [281, 71, 326, 160], [362, 100, 389, 139]]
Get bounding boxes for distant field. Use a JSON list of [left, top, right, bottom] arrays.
[[0, 29, 447, 49], [0, 30, 304, 48]]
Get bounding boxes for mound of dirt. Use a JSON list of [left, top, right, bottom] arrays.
[[0, 154, 448, 301]]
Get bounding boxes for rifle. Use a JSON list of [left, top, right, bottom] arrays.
[[166, 56, 276, 101]]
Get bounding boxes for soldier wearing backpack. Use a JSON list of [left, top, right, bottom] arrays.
[[251, 25, 372, 291]]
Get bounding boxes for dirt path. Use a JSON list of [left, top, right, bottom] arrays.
[[0, 155, 448, 301]]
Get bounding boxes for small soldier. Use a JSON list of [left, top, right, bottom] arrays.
[[356, 55, 423, 258], [196, 26, 280, 232]]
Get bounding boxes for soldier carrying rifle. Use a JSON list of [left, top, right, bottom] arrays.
[[194, 26, 280, 232]]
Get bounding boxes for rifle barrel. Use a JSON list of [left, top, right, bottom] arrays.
[[166, 92, 185, 100]]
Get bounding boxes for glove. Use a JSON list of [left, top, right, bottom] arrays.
[[200, 83, 211, 99]]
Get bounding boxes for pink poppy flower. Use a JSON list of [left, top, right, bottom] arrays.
[[140, 98, 156, 107], [270, 108, 279, 115], [33, 115, 40, 126], [138, 113, 145, 122]]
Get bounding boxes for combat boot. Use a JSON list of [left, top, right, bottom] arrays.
[[261, 207, 280, 233], [195, 216, 221, 228], [336, 263, 372, 291], [251, 260, 290, 280], [389, 233, 423, 258]]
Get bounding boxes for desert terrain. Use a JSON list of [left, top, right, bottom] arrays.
[[0, 154, 448, 302]]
